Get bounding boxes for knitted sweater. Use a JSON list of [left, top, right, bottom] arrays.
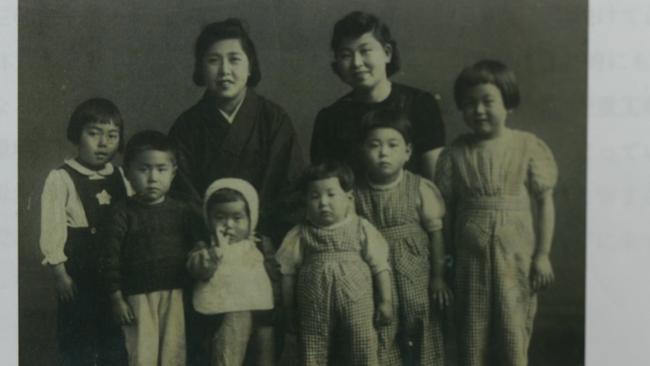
[[100, 196, 203, 296]]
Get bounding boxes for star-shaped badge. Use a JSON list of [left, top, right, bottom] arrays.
[[96, 190, 112, 205]]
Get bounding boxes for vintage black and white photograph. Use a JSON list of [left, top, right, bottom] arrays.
[[18, 1, 587, 365]]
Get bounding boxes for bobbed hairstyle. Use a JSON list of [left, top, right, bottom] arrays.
[[359, 109, 413, 145], [453, 59, 520, 110], [205, 188, 250, 218], [298, 161, 355, 194], [123, 130, 177, 169], [330, 11, 400, 78], [67, 98, 125, 152], [192, 18, 261, 87]]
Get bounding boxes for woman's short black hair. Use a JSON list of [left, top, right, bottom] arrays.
[[330, 11, 400, 78], [66, 98, 125, 152], [298, 161, 355, 194], [359, 109, 413, 145], [205, 188, 250, 218], [192, 18, 262, 87], [454, 59, 520, 110], [123, 130, 177, 169]]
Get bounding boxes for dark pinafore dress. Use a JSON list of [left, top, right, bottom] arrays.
[[296, 217, 379, 366], [58, 164, 127, 366], [356, 171, 445, 366]]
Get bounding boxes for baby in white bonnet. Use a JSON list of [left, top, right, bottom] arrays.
[[187, 178, 279, 366]]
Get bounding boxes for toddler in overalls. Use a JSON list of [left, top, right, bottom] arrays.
[[354, 109, 451, 366], [276, 161, 394, 366]]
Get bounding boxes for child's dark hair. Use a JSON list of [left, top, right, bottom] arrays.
[[123, 130, 176, 169], [206, 188, 250, 218], [359, 109, 413, 145], [330, 11, 400, 78], [298, 161, 355, 194], [454, 59, 520, 110], [192, 18, 261, 87], [66, 98, 125, 151]]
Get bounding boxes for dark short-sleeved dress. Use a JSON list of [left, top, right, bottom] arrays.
[[435, 130, 558, 366], [311, 83, 445, 175]]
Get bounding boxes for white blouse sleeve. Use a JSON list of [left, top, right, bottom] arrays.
[[275, 225, 303, 275], [417, 178, 446, 232], [39, 170, 71, 265]]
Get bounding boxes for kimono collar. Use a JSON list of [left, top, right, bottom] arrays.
[[64, 159, 114, 179], [365, 169, 404, 191], [217, 94, 246, 124], [202, 89, 255, 122]]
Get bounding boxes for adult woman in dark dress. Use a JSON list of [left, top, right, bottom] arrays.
[[310, 11, 447, 366], [311, 11, 445, 180]]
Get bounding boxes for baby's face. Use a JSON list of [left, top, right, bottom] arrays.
[[127, 150, 176, 205], [306, 177, 352, 227], [208, 200, 251, 243]]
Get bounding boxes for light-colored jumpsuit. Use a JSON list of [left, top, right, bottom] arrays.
[[435, 130, 558, 366]]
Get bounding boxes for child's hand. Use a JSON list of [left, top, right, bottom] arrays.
[[54, 271, 76, 303], [430, 277, 453, 310], [375, 300, 393, 326], [111, 296, 136, 326], [187, 247, 220, 281], [531, 254, 555, 291], [213, 225, 230, 248]]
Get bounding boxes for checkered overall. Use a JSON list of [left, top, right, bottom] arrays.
[[296, 217, 379, 366], [356, 171, 445, 366]]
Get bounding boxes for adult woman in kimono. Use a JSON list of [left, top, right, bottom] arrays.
[[310, 11, 445, 180], [168, 18, 304, 366], [169, 19, 305, 244]]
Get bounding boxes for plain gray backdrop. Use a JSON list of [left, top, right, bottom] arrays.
[[18, 0, 586, 364]]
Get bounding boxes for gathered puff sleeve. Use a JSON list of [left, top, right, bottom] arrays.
[[434, 147, 457, 208], [417, 178, 446, 232], [275, 225, 303, 275], [359, 218, 391, 275], [39, 169, 84, 265], [527, 136, 559, 198]]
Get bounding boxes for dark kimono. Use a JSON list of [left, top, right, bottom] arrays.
[[168, 89, 305, 243], [311, 83, 445, 176]]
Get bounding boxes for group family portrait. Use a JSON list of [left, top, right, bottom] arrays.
[[18, 0, 586, 365]]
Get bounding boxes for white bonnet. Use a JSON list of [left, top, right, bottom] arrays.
[[203, 178, 259, 231]]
